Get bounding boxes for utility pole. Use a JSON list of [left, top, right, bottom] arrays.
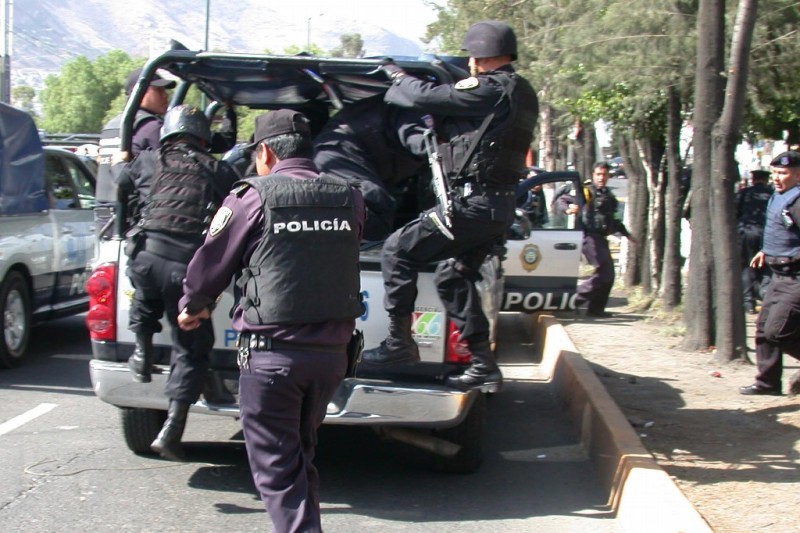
[[0, 0, 11, 104]]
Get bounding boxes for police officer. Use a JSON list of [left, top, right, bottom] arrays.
[[123, 68, 175, 155], [118, 105, 238, 460], [740, 151, 800, 396], [559, 162, 635, 317], [313, 94, 429, 241], [736, 169, 772, 314], [360, 20, 538, 394], [176, 110, 365, 532]]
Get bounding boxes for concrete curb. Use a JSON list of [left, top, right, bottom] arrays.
[[529, 313, 713, 533]]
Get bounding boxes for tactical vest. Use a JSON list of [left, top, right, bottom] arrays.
[[583, 185, 618, 236], [140, 143, 219, 240], [449, 71, 538, 190], [235, 174, 363, 326], [762, 187, 800, 258]]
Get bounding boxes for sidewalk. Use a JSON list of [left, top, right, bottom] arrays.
[[559, 293, 800, 532]]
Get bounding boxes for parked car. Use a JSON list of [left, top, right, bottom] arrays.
[[86, 49, 583, 472], [0, 104, 97, 367]]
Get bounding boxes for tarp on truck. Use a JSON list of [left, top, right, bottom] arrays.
[[0, 103, 46, 215]]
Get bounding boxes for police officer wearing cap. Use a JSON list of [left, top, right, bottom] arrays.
[[736, 169, 773, 314], [360, 20, 538, 394], [117, 105, 239, 460], [741, 151, 800, 396], [176, 110, 365, 532], [123, 68, 176, 154]]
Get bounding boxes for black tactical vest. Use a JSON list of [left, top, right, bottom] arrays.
[[472, 72, 539, 189], [236, 174, 363, 326], [443, 71, 538, 190], [140, 143, 219, 239], [583, 185, 618, 236]]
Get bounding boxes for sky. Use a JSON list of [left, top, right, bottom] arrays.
[[284, 0, 444, 48]]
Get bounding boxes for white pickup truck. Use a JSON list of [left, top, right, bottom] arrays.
[[86, 50, 583, 473], [0, 103, 97, 368]]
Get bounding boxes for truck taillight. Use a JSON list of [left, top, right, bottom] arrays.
[[86, 263, 117, 341], [445, 321, 472, 364]]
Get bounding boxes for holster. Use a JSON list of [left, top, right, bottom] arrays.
[[346, 329, 364, 377], [124, 225, 146, 258]]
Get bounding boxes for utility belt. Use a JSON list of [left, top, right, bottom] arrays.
[[144, 237, 198, 264], [237, 332, 346, 354], [765, 254, 800, 276], [454, 181, 515, 198]]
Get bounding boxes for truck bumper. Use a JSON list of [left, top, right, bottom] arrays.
[[89, 360, 476, 428]]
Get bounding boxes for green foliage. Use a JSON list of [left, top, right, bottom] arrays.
[[41, 51, 139, 134], [11, 86, 36, 116], [283, 43, 326, 56]]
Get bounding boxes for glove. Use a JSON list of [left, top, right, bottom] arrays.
[[378, 58, 406, 81]]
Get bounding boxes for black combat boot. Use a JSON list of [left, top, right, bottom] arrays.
[[151, 400, 190, 461], [128, 333, 154, 383], [446, 341, 503, 393], [360, 314, 420, 365]]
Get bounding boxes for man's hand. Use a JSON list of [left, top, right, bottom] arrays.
[[750, 251, 765, 269], [112, 150, 130, 165], [377, 58, 406, 81], [564, 204, 580, 216], [178, 307, 210, 331]]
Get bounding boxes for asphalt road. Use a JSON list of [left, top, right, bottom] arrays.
[[0, 314, 622, 532]]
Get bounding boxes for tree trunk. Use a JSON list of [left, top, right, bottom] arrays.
[[710, 0, 759, 362], [620, 133, 647, 288], [539, 95, 558, 172], [684, 0, 726, 352], [662, 86, 684, 309], [639, 137, 666, 296]]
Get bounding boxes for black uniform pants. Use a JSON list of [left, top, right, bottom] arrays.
[[754, 272, 800, 390], [239, 348, 347, 533], [576, 233, 615, 313], [127, 250, 214, 403], [381, 194, 514, 344]]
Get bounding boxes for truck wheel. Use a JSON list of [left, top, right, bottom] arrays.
[[431, 392, 486, 474], [120, 408, 167, 454], [0, 271, 32, 369]]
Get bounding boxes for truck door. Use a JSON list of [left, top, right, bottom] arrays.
[[503, 171, 584, 312], [45, 152, 96, 308]]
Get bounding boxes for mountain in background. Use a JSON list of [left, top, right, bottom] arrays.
[[11, 0, 429, 90]]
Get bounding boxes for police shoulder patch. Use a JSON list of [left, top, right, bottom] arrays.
[[209, 207, 233, 237], [231, 183, 250, 196], [454, 77, 480, 90]]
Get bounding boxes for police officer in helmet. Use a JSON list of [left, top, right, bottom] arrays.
[[361, 21, 538, 394], [118, 105, 238, 460]]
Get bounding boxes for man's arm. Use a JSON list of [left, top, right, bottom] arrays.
[[384, 75, 502, 118], [179, 189, 258, 317]]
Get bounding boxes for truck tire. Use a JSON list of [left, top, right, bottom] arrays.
[[0, 271, 32, 368], [120, 407, 167, 454], [431, 392, 485, 474]]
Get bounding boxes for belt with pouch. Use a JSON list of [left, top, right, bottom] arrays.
[[237, 332, 346, 354]]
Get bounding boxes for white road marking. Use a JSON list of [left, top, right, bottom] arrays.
[[0, 403, 58, 436]]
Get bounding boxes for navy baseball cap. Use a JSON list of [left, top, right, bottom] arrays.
[[770, 151, 800, 168], [125, 67, 177, 96], [248, 110, 311, 149]]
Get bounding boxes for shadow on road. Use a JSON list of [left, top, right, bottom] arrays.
[[0, 314, 94, 396]]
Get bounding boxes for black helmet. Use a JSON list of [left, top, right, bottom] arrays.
[[160, 105, 212, 144], [461, 20, 518, 60]]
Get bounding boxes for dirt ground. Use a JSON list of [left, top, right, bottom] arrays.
[[559, 289, 800, 533]]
